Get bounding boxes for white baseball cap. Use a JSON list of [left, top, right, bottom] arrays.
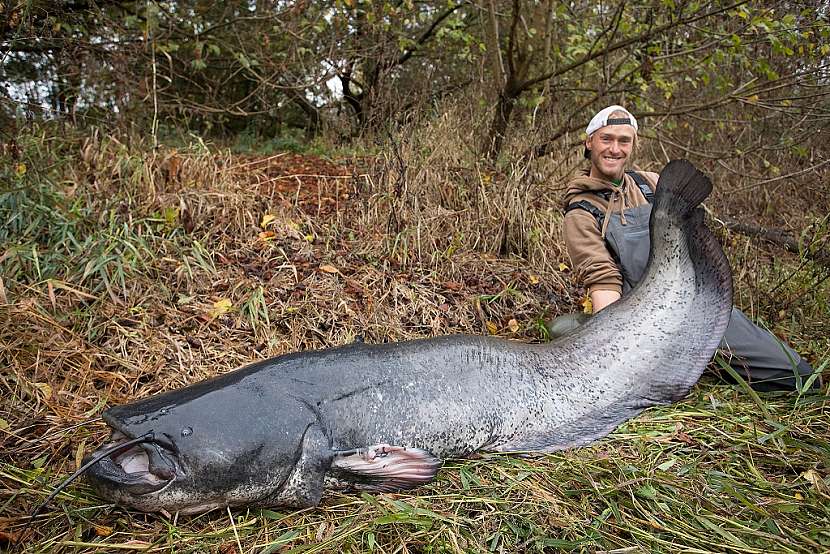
[[585, 105, 638, 136]]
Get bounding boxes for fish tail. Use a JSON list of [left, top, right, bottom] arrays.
[[651, 159, 713, 220], [646, 160, 733, 401]]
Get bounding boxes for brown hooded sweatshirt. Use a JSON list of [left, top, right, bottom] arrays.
[[562, 169, 660, 295]]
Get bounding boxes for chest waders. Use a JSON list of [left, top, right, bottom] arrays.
[[567, 172, 817, 392]]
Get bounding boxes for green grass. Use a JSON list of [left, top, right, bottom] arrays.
[[6, 387, 830, 552]]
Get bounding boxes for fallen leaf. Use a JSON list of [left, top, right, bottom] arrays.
[[166, 153, 181, 177], [75, 440, 85, 470], [211, 298, 233, 318], [558, 262, 570, 272], [507, 319, 519, 333], [16, 163, 26, 176], [258, 230, 276, 241], [319, 264, 339, 274], [444, 281, 463, 291], [47, 280, 56, 309], [34, 382, 52, 398], [261, 213, 276, 228], [675, 431, 694, 445], [801, 469, 823, 488], [0, 530, 20, 544], [486, 321, 498, 334], [528, 274, 540, 285], [581, 295, 593, 314], [94, 525, 114, 537]]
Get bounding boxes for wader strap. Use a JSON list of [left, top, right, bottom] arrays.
[[564, 200, 605, 229], [564, 171, 652, 230], [625, 170, 654, 203]]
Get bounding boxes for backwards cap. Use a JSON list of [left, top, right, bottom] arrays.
[[585, 105, 638, 136], [584, 105, 638, 159]]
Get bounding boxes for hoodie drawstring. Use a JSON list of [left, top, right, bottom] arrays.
[[600, 182, 627, 238]]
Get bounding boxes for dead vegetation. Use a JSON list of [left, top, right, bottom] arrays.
[[1, 117, 828, 552]]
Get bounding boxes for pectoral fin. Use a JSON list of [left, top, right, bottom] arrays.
[[267, 424, 333, 508], [331, 444, 441, 492]]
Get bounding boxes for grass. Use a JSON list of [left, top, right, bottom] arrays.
[[5, 390, 829, 552], [1, 121, 828, 553]]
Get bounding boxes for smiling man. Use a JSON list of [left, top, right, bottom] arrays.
[[553, 105, 818, 392], [563, 105, 657, 312]]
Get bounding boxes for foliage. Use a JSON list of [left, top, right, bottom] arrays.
[[4, 1, 827, 164]]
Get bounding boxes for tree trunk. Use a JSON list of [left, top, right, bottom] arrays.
[[286, 90, 323, 139], [485, 90, 517, 162]]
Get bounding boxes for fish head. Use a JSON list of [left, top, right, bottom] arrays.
[[85, 372, 317, 514]]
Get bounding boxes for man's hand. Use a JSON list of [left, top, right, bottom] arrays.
[[591, 290, 621, 313]]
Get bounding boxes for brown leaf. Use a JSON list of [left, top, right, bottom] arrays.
[[94, 525, 114, 537], [0, 530, 21, 544], [319, 264, 339, 274], [675, 431, 694, 445], [47, 280, 56, 309]]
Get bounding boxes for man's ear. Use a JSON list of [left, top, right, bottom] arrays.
[[584, 136, 593, 160]]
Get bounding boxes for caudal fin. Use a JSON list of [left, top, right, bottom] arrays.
[[644, 160, 733, 401], [652, 159, 713, 220]]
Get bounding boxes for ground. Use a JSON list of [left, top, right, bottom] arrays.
[[1, 142, 828, 553]]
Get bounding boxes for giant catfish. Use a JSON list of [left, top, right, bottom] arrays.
[[76, 160, 732, 514]]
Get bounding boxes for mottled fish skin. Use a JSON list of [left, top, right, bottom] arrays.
[[85, 160, 732, 514]]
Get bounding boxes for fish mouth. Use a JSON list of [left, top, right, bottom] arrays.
[[84, 429, 178, 495]]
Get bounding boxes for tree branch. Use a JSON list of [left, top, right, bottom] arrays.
[[395, 2, 466, 67], [518, 0, 750, 92], [710, 211, 830, 267]]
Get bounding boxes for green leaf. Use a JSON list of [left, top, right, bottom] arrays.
[[657, 458, 677, 471], [261, 530, 300, 554], [636, 484, 658, 499]]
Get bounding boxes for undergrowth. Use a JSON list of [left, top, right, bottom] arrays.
[[1, 120, 828, 553]]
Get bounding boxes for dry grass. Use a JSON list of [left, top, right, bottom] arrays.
[[1, 119, 828, 553]]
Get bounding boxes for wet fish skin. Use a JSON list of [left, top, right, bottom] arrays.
[[85, 160, 732, 514]]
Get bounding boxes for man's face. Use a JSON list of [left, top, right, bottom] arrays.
[[585, 125, 636, 181]]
